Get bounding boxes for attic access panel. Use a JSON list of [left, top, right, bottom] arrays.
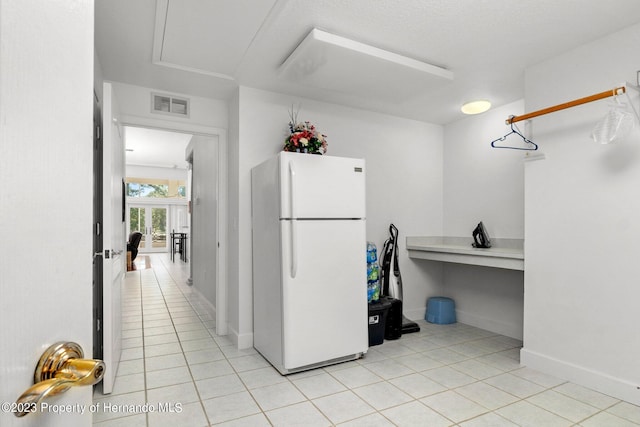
[[153, 0, 278, 78], [279, 29, 454, 104]]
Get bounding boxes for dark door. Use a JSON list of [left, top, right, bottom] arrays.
[[93, 90, 104, 360]]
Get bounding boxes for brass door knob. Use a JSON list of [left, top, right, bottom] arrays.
[[14, 342, 105, 417]]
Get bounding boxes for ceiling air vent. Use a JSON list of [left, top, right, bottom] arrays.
[[151, 93, 190, 118]]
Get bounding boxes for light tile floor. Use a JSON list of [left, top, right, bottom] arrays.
[[93, 254, 640, 426]]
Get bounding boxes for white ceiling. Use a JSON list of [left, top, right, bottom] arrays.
[[96, 0, 640, 127], [124, 126, 192, 169]]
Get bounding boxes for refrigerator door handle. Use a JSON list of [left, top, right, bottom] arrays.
[[288, 160, 297, 218], [289, 161, 298, 278], [290, 220, 297, 278]]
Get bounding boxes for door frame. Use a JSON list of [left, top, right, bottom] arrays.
[[100, 81, 126, 395], [119, 115, 228, 336]]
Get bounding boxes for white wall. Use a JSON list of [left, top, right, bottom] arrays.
[[227, 86, 444, 348], [443, 100, 526, 238], [522, 23, 640, 404], [227, 88, 244, 348], [112, 82, 228, 130], [227, 89, 242, 345], [95, 49, 105, 105], [189, 135, 219, 306], [442, 101, 526, 339]]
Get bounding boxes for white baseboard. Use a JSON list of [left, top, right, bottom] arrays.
[[405, 307, 523, 341], [197, 291, 217, 316], [227, 323, 254, 350], [521, 348, 640, 405], [404, 307, 425, 322], [183, 281, 231, 336], [185, 281, 216, 315], [455, 309, 523, 340]]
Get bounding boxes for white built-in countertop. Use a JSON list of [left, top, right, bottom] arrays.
[[406, 236, 524, 271]]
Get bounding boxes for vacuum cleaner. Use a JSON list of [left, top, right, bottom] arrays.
[[379, 224, 420, 335]]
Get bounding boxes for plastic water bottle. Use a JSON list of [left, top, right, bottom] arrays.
[[367, 242, 377, 263], [367, 242, 380, 302], [367, 263, 379, 301]]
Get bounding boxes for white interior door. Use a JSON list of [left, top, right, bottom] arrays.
[[101, 82, 125, 394], [0, 1, 95, 425]]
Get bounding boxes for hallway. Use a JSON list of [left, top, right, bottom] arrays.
[[92, 254, 640, 426]]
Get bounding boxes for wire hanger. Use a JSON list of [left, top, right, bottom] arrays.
[[490, 118, 538, 151]]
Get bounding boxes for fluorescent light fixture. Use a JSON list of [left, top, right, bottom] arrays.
[[461, 100, 491, 115], [279, 28, 453, 103]]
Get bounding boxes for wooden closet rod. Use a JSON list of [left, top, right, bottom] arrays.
[[506, 86, 626, 124]]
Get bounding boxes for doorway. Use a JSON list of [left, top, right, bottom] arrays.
[[127, 204, 169, 253], [120, 120, 228, 337]]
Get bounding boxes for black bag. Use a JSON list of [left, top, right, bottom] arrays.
[[383, 296, 403, 340]]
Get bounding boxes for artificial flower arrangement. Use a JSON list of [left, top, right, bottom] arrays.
[[283, 106, 328, 154]]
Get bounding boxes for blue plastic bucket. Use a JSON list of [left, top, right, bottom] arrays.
[[425, 297, 456, 324]]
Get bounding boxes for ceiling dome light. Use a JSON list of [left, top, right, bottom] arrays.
[[461, 100, 491, 115]]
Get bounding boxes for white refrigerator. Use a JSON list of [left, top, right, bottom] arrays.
[[251, 152, 368, 374]]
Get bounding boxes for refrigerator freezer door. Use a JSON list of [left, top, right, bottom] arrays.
[[279, 152, 365, 219], [281, 219, 368, 371]]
